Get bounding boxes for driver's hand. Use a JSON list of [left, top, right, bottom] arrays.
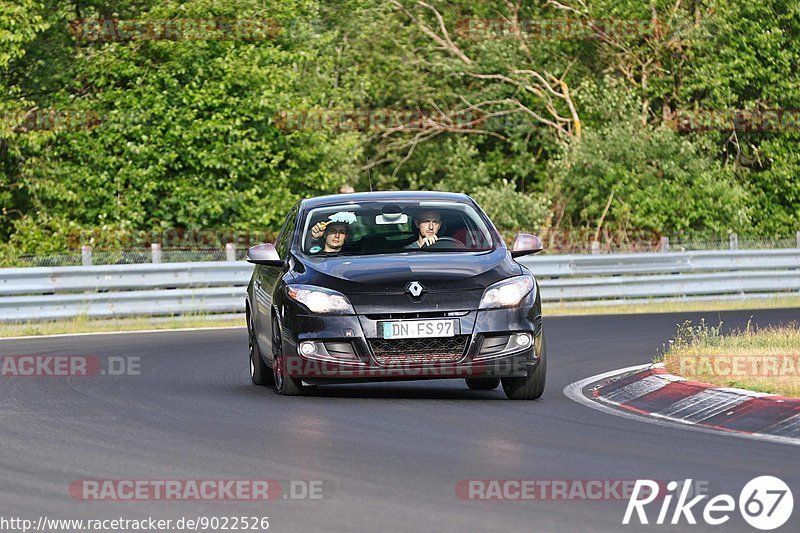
[[311, 221, 327, 239], [420, 235, 439, 247]]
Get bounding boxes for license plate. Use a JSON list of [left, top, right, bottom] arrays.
[[380, 319, 457, 339]]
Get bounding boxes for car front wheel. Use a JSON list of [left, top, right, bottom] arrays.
[[272, 315, 304, 396], [248, 308, 273, 386], [501, 332, 546, 400]]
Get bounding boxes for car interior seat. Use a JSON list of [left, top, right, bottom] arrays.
[[358, 235, 388, 254]]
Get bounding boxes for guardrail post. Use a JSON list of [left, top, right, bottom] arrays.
[[81, 245, 92, 266], [659, 236, 669, 252], [729, 233, 738, 250], [796, 231, 800, 248], [225, 242, 236, 261], [590, 240, 600, 255], [151, 243, 162, 264]]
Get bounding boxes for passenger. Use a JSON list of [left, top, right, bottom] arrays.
[[309, 221, 349, 253]]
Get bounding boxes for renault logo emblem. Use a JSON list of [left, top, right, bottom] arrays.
[[406, 281, 424, 298]]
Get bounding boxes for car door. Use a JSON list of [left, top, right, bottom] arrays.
[[255, 203, 299, 360]]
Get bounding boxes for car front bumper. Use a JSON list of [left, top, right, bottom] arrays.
[[278, 295, 543, 382]]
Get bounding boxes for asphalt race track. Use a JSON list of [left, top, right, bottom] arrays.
[[1, 309, 798, 532]]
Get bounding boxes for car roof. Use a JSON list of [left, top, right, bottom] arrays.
[[300, 190, 473, 210]]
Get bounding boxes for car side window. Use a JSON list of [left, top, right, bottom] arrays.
[[276, 204, 299, 258]]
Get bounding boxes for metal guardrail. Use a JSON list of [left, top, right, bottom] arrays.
[[522, 249, 800, 276], [0, 262, 250, 296], [0, 249, 798, 322]]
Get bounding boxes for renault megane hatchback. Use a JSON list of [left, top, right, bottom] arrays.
[[245, 191, 546, 399]]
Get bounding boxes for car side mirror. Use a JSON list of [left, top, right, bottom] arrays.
[[511, 233, 543, 258], [246, 243, 283, 266]]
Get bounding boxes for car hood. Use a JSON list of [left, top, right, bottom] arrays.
[[291, 249, 521, 313]]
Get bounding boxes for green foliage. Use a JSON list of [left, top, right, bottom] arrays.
[[471, 180, 550, 236], [677, 0, 800, 236], [2, 0, 362, 253], [549, 121, 749, 237], [0, 0, 797, 257], [744, 141, 800, 236], [0, 0, 48, 69]]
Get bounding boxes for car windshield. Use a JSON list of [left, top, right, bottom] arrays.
[[299, 201, 497, 257]]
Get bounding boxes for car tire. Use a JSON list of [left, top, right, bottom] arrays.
[[501, 333, 546, 400], [248, 307, 273, 386], [272, 315, 304, 396], [465, 377, 500, 390]]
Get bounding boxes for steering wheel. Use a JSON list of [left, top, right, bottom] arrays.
[[427, 237, 467, 250]]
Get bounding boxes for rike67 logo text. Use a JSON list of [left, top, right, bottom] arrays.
[[624, 476, 793, 530]]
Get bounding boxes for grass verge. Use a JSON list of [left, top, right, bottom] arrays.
[[658, 320, 800, 397], [545, 295, 800, 316], [0, 314, 245, 338]]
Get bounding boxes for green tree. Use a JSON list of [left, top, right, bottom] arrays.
[[550, 120, 749, 237]]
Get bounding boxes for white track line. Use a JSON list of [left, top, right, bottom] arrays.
[[563, 365, 800, 447], [0, 325, 245, 341]]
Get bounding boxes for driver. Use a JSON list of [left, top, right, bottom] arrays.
[[309, 221, 349, 253], [405, 210, 442, 249]]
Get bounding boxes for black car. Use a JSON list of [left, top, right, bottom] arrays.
[[245, 191, 546, 399]]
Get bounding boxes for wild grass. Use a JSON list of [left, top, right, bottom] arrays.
[[658, 319, 800, 397], [545, 296, 800, 317], [0, 314, 244, 338]]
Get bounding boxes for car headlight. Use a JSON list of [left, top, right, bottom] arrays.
[[287, 285, 355, 314], [479, 275, 535, 309]]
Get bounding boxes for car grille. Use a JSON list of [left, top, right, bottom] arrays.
[[369, 335, 470, 365], [365, 311, 469, 320]]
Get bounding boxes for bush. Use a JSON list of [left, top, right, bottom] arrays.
[[471, 180, 550, 237], [548, 121, 750, 238]]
